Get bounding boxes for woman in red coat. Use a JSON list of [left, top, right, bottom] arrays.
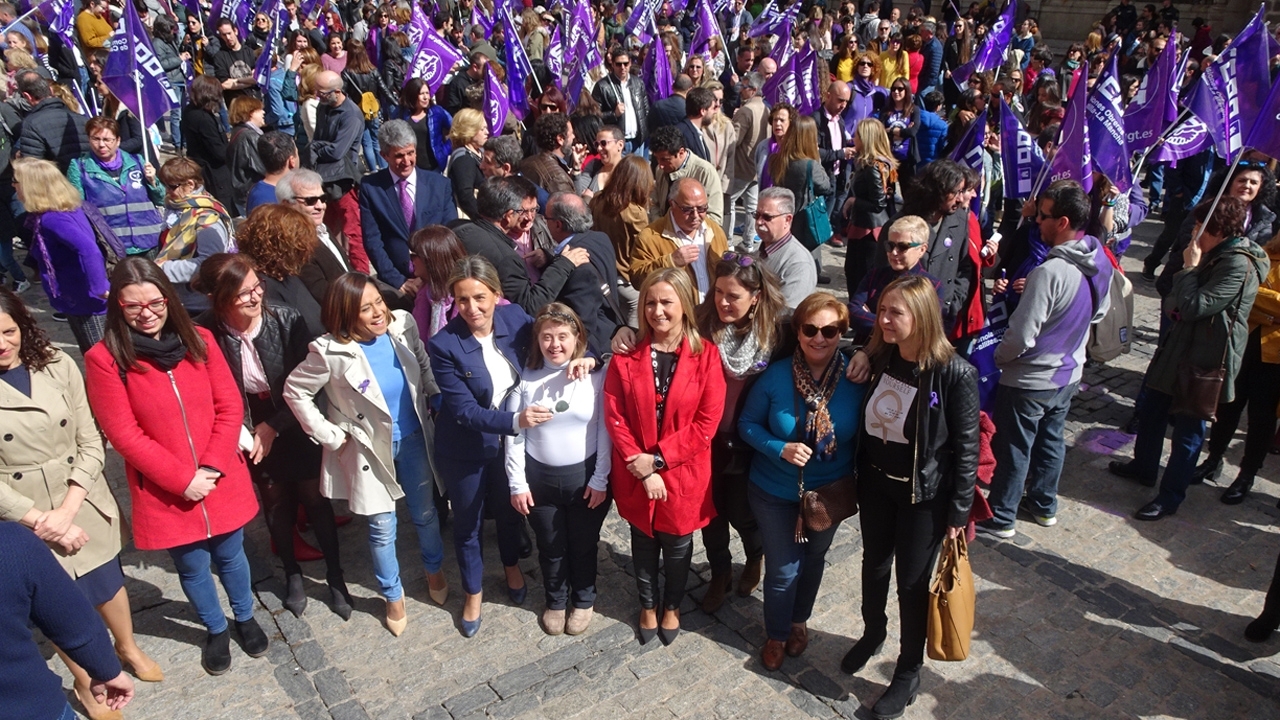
[[85, 258, 264, 677], [604, 267, 725, 646], [951, 172, 999, 340]]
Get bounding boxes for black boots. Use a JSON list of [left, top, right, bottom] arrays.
[[839, 631, 886, 675], [872, 671, 921, 719], [202, 629, 232, 675], [1221, 472, 1255, 505], [1190, 454, 1224, 485], [235, 618, 269, 657]]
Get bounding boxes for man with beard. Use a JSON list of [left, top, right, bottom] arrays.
[[212, 19, 262, 103], [309, 70, 368, 271], [519, 112, 577, 195]]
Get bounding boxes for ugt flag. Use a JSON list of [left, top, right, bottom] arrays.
[[253, 0, 287, 90], [948, 107, 989, 214], [1123, 34, 1180, 155], [483, 64, 508, 136], [643, 44, 673, 104], [1152, 115, 1212, 165], [410, 25, 467, 94], [998, 97, 1044, 200], [1085, 53, 1131, 192], [690, 0, 722, 57], [794, 43, 821, 116], [102, 0, 178, 128], [1048, 67, 1093, 193], [749, 0, 800, 38], [625, 0, 659, 44], [1186, 5, 1270, 161], [501, 9, 531, 118], [951, 0, 1015, 86]]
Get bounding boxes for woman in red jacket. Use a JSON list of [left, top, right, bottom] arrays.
[[85, 258, 264, 677], [604, 268, 725, 646], [952, 167, 999, 340]]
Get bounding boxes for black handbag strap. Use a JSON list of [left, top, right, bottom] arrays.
[[1208, 250, 1258, 370]]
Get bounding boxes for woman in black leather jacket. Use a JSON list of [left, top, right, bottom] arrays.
[[841, 118, 898, 295], [193, 253, 350, 621], [841, 275, 978, 719]]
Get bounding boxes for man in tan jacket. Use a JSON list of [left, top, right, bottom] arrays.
[[631, 178, 729, 301], [650, 126, 724, 225], [726, 73, 767, 249]]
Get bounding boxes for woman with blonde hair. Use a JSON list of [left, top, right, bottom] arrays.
[[521, 8, 546, 61], [445, 108, 488, 220], [842, 118, 898, 293], [297, 64, 322, 141], [12, 158, 112, 352], [840, 275, 978, 718], [605, 267, 725, 645], [591, 154, 653, 324]]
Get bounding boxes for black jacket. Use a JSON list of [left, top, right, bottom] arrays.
[[452, 218, 577, 316], [864, 349, 979, 528], [226, 123, 265, 217], [559, 230, 622, 357], [676, 118, 710, 161], [17, 97, 88, 172], [648, 94, 687, 133], [812, 109, 850, 193], [848, 160, 891, 230], [591, 73, 650, 144], [881, 205, 973, 332], [181, 106, 237, 212], [196, 303, 312, 433]]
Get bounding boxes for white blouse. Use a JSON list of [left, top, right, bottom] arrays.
[[504, 361, 611, 495]]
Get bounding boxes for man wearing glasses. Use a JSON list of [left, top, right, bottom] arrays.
[[649, 126, 723, 226], [592, 48, 649, 158], [631, 178, 728, 302], [755, 188, 817, 309]]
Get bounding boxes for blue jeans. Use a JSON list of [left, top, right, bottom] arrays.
[[167, 527, 255, 635], [625, 139, 647, 159], [367, 429, 445, 602], [55, 702, 78, 720], [986, 383, 1077, 528], [362, 118, 386, 171], [0, 236, 25, 285], [748, 482, 841, 642], [168, 86, 187, 148], [1132, 389, 1207, 509]]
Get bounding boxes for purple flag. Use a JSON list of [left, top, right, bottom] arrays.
[[409, 27, 467, 95], [748, 0, 800, 38], [951, 0, 1015, 86], [567, 1, 593, 60], [471, 5, 494, 39], [998, 97, 1044, 200], [404, 2, 431, 55], [1123, 36, 1180, 155], [1153, 115, 1211, 165], [689, 0, 722, 56], [794, 43, 821, 115], [501, 10, 531, 118], [253, 0, 286, 90], [626, 0, 658, 43], [643, 44, 673, 104], [1086, 53, 1131, 192], [949, 107, 989, 214], [32, 0, 75, 44], [1186, 6, 1270, 161], [209, 0, 251, 38], [546, 25, 563, 88], [102, 0, 178, 129], [1245, 71, 1280, 161], [483, 63, 509, 136], [565, 53, 592, 111], [1048, 67, 1093, 192], [762, 36, 798, 108]]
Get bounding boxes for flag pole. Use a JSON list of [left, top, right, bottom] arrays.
[[1190, 148, 1247, 247], [0, 5, 41, 37], [135, 77, 154, 167], [1130, 107, 1191, 183]]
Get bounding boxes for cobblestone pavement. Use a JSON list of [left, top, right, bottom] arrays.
[[29, 219, 1280, 719]]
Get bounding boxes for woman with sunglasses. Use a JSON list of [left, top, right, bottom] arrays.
[[841, 275, 978, 719], [86, 258, 266, 676], [192, 254, 348, 621], [849, 216, 943, 344], [878, 33, 910, 89], [522, 87, 569, 158], [154, 157, 235, 314], [737, 291, 864, 671], [504, 304, 611, 637], [833, 35, 859, 82], [606, 268, 724, 645], [693, 253, 791, 614], [847, 52, 888, 132], [876, 80, 920, 183]]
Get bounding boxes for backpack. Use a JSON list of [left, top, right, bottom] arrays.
[[344, 71, 381, 121], [1087, 266, 1133, 363], [80, 202, 128, 275]]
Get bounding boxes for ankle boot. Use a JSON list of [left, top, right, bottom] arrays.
[[283, 574, 307, 617], [737, 556, 763, 597], [202, 629, 232, 675], [1221, 472, 1255, 505], [701, 570, 732, 613], [1245, 611, 1280, 642], [1191, 453, 1224, 485], [871, 671, 921, 719], [328, 578, 353, 621]]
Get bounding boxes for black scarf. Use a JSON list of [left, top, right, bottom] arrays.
[[131, 330, 188, 371]]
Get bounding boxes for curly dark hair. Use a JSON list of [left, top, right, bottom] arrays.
[[236, 204, 317, 278], [532, 112, 570, 153], [0, 287, 57, 372]]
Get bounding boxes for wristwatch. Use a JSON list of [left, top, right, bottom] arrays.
[[652, 452, 667, 471]]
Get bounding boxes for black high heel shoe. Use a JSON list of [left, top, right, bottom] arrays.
[[328, 580, 353, 621], [638, 610, 658, 645]]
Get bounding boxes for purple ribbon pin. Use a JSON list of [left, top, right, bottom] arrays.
[[358, 379, 370, 393], [930, 392, 940, 408], [943, 237, 953, 248]]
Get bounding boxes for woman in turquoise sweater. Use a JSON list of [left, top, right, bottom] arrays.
[[738, 291, 865, 672]]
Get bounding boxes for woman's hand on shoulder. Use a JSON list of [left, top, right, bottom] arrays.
[[567, 357, 596, 380], [611, 326, 637, 354], [846, 348, 871, 383]]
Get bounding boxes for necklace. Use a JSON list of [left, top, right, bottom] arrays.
[[651, 343, 679, 430]]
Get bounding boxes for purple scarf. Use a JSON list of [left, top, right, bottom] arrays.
[[845, 78, 885, 135], [94, 151, 124, 173]]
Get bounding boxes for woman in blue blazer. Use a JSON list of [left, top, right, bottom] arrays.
[[428, 256, 592, 637]]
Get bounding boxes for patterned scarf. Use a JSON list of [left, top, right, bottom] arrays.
[[716, 326, 771, 380], [791, 349, 841, 461], [157, 193, 231, 264]]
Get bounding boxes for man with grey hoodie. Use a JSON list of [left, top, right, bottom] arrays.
[[978, 180, 1112, 538]]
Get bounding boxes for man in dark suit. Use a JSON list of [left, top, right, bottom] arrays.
[[543, 192, 622, 356], [358, 120, 457, 295], [648, 74, 693, 133], [677, 87, 715, 162], [452, 176, 593, 316]]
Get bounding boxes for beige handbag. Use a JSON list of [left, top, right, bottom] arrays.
[[927, 534, 975, 661]]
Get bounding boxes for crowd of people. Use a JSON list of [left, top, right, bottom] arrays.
[[2, 0, 1280, 719]]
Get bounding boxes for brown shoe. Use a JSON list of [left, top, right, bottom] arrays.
[[785, 623, 809, 657], [542, 608, 566, 635], [565, 606, 593, 635], [701, 570, 732, 613], [737, 556, 763, 597], [761, 639, 786, 671]]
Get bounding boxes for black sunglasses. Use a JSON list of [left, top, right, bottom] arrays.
[[295, 195, 326, 206], [801, 323, 842, 339]]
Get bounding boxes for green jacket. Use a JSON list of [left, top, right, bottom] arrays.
[[1149, 236, 1269, 405]]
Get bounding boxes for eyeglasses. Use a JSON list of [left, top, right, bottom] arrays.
[[801, 323, 842, 339], [886, 241, 923, 253], [721, 251, 754, 267], [512, 206, 538, 218], [753, 211, 786, 221], [675, 203, 709, 215], [891, 87, 907, 92], [595, 139, 619, 148], [317, 89, 337, 99], [1238, 160, 1268, 170], [236, 282, 265, 304], [857, 60, 874, 67], [539, 104, 558, 112], [294, 195, 326, 206], [613, 60, 630, 67], [1036, 210, 1061, 222], [119, 297, 168, 317]]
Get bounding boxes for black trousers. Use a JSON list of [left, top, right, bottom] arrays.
[[1205, 328, 1280, 475], [525, 455, 610, 610], [843, 232, 881, 296], [701, 435, 763, 575], [1143, 205, 1188, 271], [858, 465, 949, 675], [631, 525, 694, 611]]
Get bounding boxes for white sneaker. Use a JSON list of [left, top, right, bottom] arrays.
[[13, 279, 30, 294], [975, 521, 1015, 539], [1033, 515, 1057, 527]]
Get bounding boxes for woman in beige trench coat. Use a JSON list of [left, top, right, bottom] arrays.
[[0, 289, 162, 720]]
